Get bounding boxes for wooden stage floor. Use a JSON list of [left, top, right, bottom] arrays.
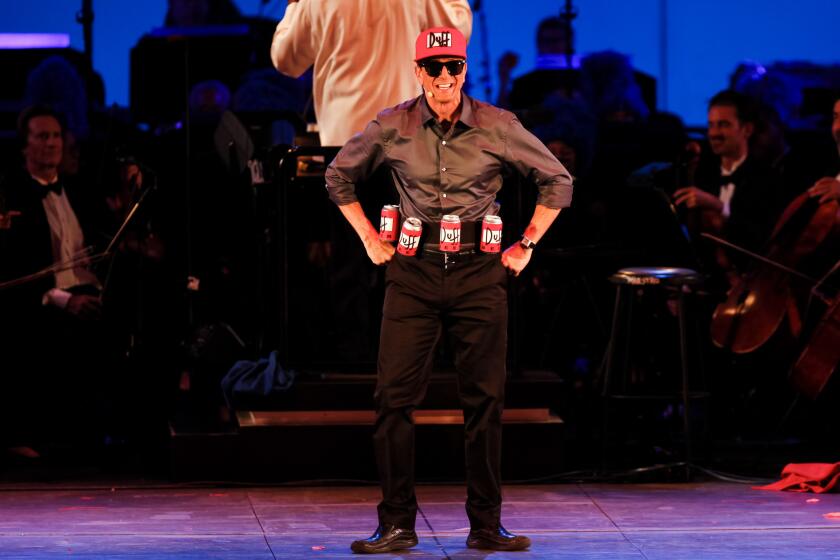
[[0, 482, 839, 558]]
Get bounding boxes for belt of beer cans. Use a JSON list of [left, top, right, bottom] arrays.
[[379, 205, 503, 256]]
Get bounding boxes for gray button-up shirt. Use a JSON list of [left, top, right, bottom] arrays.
[[325, 94, 573, 225]]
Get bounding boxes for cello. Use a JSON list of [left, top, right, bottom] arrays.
[[707, 193, 840, 353], [789, 258, 840, 399]]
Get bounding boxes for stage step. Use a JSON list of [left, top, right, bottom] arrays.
[[235, 408, 561, 427], [169, 369, 569, 482], [226, 369, 566, 411], [170, 415, 565, 482]]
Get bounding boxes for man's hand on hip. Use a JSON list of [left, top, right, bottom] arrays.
[[501, 243, 532, 277], [364, 237, 396, 265]]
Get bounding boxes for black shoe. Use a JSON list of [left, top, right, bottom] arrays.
[[466, 526, 531, 551], [350, 524, 418, 554]]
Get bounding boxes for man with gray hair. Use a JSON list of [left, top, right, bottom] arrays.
[[326, 26, 573, 554]]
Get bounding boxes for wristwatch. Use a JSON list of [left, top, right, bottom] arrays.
[[519, 235, 537, 250]]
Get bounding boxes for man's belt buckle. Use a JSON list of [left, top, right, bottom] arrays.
[[443, 250, 474, 267]]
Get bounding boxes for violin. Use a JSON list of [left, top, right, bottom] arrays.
[[709, 194, 840, 353]]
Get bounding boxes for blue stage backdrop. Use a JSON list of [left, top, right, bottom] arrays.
[[0, 0, 837, 126]]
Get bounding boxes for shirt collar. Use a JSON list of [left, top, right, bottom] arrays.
[[30, 173, 63, 198], [721, 153, 747, 176], [418, 93, 477, 130], [30, 172, 59, 187], [418, 95, 436, 126], [459, 94, 477, 128]]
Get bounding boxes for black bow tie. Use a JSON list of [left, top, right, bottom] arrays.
[[716, 166, 744, 187], [35, 180, 63, 198]]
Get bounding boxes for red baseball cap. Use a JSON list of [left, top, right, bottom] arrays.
[[415, 27, 467, 62]]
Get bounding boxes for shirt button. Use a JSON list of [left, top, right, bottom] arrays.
[[441, 167, 447, 172], [442, 141, 447, 146], [442, 193, 447, 198]]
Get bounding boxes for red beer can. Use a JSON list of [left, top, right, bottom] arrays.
[[480, 215, 503, 253], [397, 217, 422, 256], [379, 204, 400, 242], [439, 214, 461, 252]]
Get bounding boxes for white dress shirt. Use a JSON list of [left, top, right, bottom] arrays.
[[271, 0, 472, 146], [35, 176, 100, 308], [718, 154, 746, 219]]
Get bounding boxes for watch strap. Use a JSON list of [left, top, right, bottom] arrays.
[[519, 235, 537, 250]]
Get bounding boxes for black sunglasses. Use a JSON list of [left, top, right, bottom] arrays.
[[420, 59, 465, 78]]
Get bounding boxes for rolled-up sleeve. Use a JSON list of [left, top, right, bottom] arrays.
[[503, 116, 574, 209], [270, 2, 316, 78], [325, 120, 387, 206]]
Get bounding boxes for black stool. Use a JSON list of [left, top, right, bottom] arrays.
[[601, 267, 706, 471]]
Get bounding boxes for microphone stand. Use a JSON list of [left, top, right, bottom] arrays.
[[560, 0, 577, 69], [76, 0, 94, 70]]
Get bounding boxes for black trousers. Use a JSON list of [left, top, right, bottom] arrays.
[[374, 251, 508, 530], [2, 297, 111, 449]]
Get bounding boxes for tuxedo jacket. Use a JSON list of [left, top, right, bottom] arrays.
[[694, 155, 784, 253], [0, 168, 107, 317]]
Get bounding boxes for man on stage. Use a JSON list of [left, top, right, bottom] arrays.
[[325, 27, 573, 553]]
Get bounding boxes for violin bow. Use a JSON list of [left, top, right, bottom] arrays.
[[699, 233, 817, 283]]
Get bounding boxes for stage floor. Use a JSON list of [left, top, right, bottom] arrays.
[[0, 481, 839, 558]]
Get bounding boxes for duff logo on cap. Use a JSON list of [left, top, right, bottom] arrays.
[[427, 32, 452, 49]]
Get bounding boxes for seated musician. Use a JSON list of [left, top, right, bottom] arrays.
[[673, 90, 784, 285], [0, 105, 109, 460], [806, 96, 840, 205]]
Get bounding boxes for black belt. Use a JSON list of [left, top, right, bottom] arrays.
[[414, 247, 480, 266]]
